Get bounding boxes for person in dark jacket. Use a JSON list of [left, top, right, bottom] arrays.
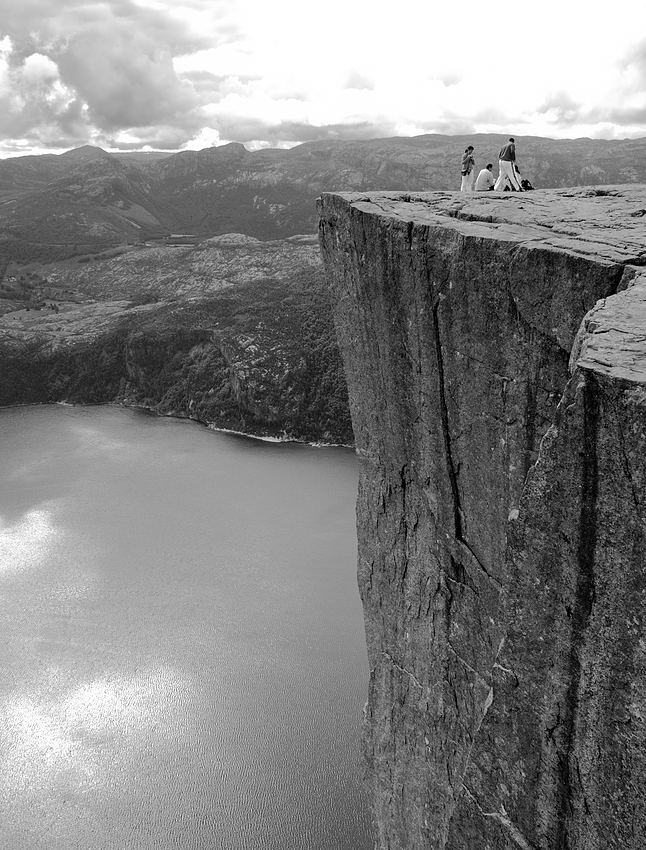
[[460, 146, 476, 192], [494, 137, 523, 191]]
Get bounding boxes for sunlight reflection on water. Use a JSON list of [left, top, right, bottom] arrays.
[[0, 405, 372, 850], [2, 666, 191, 794], [0, 508, 60, 574]]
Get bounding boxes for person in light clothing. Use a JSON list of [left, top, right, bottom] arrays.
[[460, 146, 475, 191], [494, 137, 523, 191], [474, 163, 495, 191]]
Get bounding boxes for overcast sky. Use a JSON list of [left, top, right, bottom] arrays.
[[1, 0, 645, 156]]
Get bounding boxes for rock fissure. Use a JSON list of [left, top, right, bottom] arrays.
[[462, 785, 539, 850], [432, 298, 463, 542], [382, 650, 426, 692], [493, 660, 519, 685], [446, 642, 492, 687], [455, 539, 503, 591]]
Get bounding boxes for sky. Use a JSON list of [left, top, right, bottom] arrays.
[[1, 0, 646, 157]]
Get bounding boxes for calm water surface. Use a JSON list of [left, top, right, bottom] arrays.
[[0, 405, 372, 850]]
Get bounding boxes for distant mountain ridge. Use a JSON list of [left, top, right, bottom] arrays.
[[1, 134, 646, 265]]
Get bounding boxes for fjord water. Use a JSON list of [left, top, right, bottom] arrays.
[[0, 405, 372, 850]]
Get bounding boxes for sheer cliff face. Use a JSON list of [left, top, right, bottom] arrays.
[[318, 188, 646, 850]]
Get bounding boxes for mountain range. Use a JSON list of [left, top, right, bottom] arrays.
[[2, 134, 646, 268]]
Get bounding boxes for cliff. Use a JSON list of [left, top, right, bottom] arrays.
[[318, 186, 646, 849]]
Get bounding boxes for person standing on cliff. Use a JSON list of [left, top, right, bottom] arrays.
[[494, 137, 523, 191], [460, 146, 476, 192]]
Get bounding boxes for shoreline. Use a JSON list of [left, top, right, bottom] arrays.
[[0, 399, 356, 451]]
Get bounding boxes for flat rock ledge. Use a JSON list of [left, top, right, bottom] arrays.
[[318, 187, 646, 850]]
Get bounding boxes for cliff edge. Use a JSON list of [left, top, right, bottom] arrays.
[[318, 187, 646, 850]]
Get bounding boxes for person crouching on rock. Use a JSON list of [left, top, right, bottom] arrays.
[[474, 163, 495, 191], [494, 137, 523, 191], [460, 146, 476, 192]]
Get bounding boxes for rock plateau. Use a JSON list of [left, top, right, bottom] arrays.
[[318, 186, 646, 849]]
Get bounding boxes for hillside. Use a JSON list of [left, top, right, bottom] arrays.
[[0, 235, 352, 444]]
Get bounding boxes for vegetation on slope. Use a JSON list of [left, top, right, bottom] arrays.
[[0, 238, 353, 444]]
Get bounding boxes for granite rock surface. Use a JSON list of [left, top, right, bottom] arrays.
[[318, 187, 646, 849]]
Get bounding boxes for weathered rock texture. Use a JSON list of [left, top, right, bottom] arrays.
[[318, 187, 646, 849]]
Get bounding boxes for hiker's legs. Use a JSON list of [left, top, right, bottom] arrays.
[[494, 160, 508, 190], [495, 160, 522, 191]]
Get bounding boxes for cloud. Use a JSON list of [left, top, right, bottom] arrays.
[[345, 71, 375, 91], [57, 30, 199, 131], [182, 70, 259, 98], [534, 39, 646, 132], [2, 0, 226, 51], [19, 52, 58, 84], [1, 0, 646, 153], [0, 0, 232, 149], [103, 125, 208, 150], [619, 37, 646, 81], [438, 73, 462, 88], [597, 39, 646, 127], [537, 91, 585, 126], [204, 115, 402, 146]]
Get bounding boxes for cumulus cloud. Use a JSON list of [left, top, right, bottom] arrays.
[[438, 73, 462, 88], [20, 52, 58, 85], [57, 31, 198, 130], [0, 0, 232, 150], [537, 91, 585, 126]]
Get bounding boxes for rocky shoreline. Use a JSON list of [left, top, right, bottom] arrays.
[[0, 399, 355, 449]]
